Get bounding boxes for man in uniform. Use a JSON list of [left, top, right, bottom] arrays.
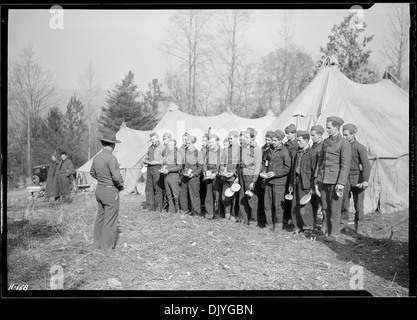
[[310, 124, 325, 232], [179, 135, 202, 216], [262, 130, 291, 231], [238, 128, 262, 226], [289, 130, 318, 237], [257, 130, 274, 227], [283, 124, 298, 227], [220, 130, 240, 221], [58, 151, 76, 203], [90, 133, 124, 256], [341, 123, 371, 235], [199, 133, 209, 216], [203, 134, 222, 220], [162, 138, 183, 213], [144, 132, 165, 212], [316, 116, 351, 242]]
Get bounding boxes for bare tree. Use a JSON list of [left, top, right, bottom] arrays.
[[8, 44, 55, 177], [381, 3, 410, 90], [162, 10, 211, 113], [211, 10, 253, 113], [79, 62, 102, 158]]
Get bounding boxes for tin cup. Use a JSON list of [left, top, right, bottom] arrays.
[[245, 190, 254, 198], [187, 168, 193, 176]]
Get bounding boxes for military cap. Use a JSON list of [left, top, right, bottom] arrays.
[[209, 134, 219, 141], [163, 132, 172, 138], [297, 130, 310, 139], [274, 129, 285, 140], [265, 130, 275, 139], [310, 125, 324, 134], [239, 130, 248, 136], [228, 130, 239, 137], [285, 124, 296, 134], [202, 133, 209, 138], [247, 127, 258, 138], [343, 123, 358, 133], [150, 132, 159, 138], [188, 135, 197, 143], [327, 116, 344, 127], [100, 132, 121, 144]]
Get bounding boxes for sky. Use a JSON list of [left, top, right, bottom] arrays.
[[8, 4, 407, 97]]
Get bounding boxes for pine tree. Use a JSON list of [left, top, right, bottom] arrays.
[[98, 71, 152, 132], [43, 106, 65, 153], [318, 12, 378, 84]]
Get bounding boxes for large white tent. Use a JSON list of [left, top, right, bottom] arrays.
[[264, 63, 409, 214]]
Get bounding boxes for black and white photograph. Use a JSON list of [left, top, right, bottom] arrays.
[[3, 3, 413, 301]]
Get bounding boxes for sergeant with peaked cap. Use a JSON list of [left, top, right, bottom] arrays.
[[179, 135, 203, 216], [262, 130, 291, 231], [316, 116, 352, 242], [90, 132, 124, 256], [237, 127, 262, 226], [144, 132, 165, 212], [288, 130, 318, 237], [341, 123, 371, 235], [203, 133, 223, 219], [310, 124, 325, 231]]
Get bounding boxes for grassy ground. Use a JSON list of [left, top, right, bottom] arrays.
[[5, 187, 410, 295]]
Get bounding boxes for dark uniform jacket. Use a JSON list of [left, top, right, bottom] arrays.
[[147, 142, 165, 166], [58, 158, 76, 191], [45, 159, 61, 197], [182, 145, 203, 177], [290, 146, 318, 190], [240, 143, 262, 183], [312, 140, 324, 154], [264, 145, 291, 186], [348, 139, 371, 186], [163, 149, 183, 173], [261, 144, 272, 170], [317, 133, 351, 186], [90, 148, 124, 190], [203, 146, 222, 173], [220, 142, 240, 182]]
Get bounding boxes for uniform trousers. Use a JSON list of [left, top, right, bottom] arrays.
[[264, 183, 285, 227], [205, 177, 221, 218], [164, 173, 180, 213], [341, 178, 365, 227], [93, 185, 120, 255], [145, 166, 164, 211], [238, 174, 258, 224], [320, 183, 343, 235], [291, 175, 314, 231], [221, 180, 238, 219], [179, 175, 201, 215]]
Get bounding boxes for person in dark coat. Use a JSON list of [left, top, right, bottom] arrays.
[[341, 123, 371, 234], [257, 131, 274, 227], [262, 130, 291, 231], [90, 133, 124, 256], [289, 131, 318, 237], [58, 151, 76, 203], [144, 132, 165, 212], [316, 116, 352, 242], [283, 124, 298, 227], [44, 154, 61, 203], [179, 135, 203, 216], [199, 133, 209, 216], [162, 138, 183, 213], [310, 124, 325, 231]]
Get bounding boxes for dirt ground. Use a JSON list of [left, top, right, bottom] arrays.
[[4, 187, 410, 296]]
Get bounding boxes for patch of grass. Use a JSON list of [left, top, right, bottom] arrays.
[[5, 188, 410, 295]]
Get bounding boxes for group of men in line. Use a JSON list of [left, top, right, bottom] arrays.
[[143, 115, 371, 243], [44, 151, 76, 204]]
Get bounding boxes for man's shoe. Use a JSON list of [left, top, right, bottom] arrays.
[[324, 234, 336, 242]]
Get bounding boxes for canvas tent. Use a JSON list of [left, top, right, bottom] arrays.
[[153, 102, 276, 150], [76, 123, 151, 194], [264, 63, 409, 214], [77, 104, 277, 194]]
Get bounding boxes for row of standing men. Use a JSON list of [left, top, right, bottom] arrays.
[[144, 116, 371, 243]]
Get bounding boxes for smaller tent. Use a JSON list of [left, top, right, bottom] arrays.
[[76, 123, 151, 194]]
